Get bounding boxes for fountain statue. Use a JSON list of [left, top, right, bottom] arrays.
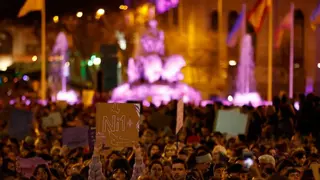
[[233, 34, 261, 107], [111, 20, 201, 106], [50, 32, 78, 104]]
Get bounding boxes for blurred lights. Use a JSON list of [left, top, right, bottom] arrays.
[[88, 60, 93, 66], [318, 63, 320, 69], [0, 56, 13, 71], [227, 95, 233, 102], [119, 5, 128, 10], [229, 60, 237, 66], [3, 77, 8, 83], [22, 75, 29, 81], [76, 11, 83, 18], [93, 57, 101, 65], [53, 16, 59, 23], [294, 63, 300, 68], [96, 8, 105, 19], [32, 55, 37, 62]]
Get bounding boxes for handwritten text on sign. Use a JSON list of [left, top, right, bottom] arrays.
[[97, 103, 140, 148]]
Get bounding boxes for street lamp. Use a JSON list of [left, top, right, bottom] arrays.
[[53, 16, 59, 23], [119, 5, 128, 10], [95, 9, 105, 19], [32, 55, 38, 62], [76, 11, 83, 18], [96, 9, 105, 16], [229, 60, 237, 66]]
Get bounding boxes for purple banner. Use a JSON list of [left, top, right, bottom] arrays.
[[62, 126, 89, 149]]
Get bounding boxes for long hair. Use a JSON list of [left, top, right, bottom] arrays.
[[32, 164, 51, 180]]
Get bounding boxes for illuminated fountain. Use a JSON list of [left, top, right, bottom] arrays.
[[111, 20, 201, 106], [233, 34, 261, 107], [50, 32, 78, 104]]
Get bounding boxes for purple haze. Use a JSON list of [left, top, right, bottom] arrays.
[[156, 0, 179, 13]]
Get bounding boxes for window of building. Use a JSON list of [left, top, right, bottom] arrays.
[[294, 9, 304, 67], [210, 10, 218, 31]]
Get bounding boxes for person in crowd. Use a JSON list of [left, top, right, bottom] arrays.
[[171, 158, 187, 180]]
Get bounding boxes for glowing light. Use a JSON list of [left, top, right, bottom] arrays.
[[233, 92, 262, 107], [88, 60, 93, 66], [116, 31, 127, 50], [25, 99, 31, 106], [0, 56, 13, 71], [317, 63, 320, 69], [294, 101, 300, 110], [227, 95, 233, 102], [32, 55, 37, 62], [138, 4, 149, 16], [111, 83, 201, 106], [57, 90, 78, 104], [53, 16, 59, 23], [93, 57, 101, 65], [96, 8, 105, 18], [156, 0, 179, 13], [229, 60, 237, 66], [22, 75, 29, 81], [76, 11, 83, 18], [119, 5, 128, 10], [65, 62, 70, 67]]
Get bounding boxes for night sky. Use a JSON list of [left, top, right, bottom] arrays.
[[0, 0, 125, 19]]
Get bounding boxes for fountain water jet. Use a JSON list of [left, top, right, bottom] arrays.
[[233, 34, 261, 107], [51, 32, 78, 104]]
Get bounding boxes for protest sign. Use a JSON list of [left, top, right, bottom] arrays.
[[176, 99, 184, 134], [62, 126, 89, 149], [17, 157, 48, 178], [96, 103, 140, 148], [8, 109, 33, 140], [214, 109, 249, 135], [41, 112, 62, 128]]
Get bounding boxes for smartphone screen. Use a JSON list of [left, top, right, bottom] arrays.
[[244, 158, 254, 169]]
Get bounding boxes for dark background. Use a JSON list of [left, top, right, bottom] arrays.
[[0, 0, 125, 20]]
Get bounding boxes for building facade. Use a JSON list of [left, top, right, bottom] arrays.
[[154, 0, 320, 99], [0, 22, 40, 71]]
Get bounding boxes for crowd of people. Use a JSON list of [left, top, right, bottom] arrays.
[[0, 92, 320, 180]]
